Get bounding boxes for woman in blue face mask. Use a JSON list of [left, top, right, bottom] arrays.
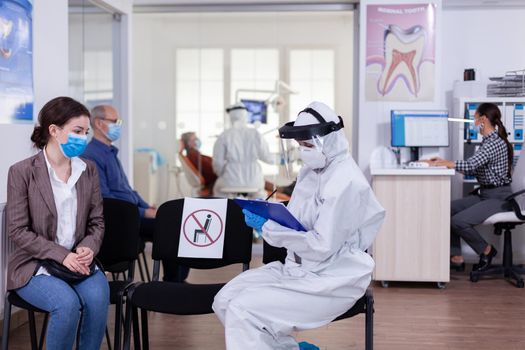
[[5, 97, 109, 350]]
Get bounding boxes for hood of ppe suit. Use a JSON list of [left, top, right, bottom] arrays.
[[227, 103, 248, 127], [294, 102, 349, 162]]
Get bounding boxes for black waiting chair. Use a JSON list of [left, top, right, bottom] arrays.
[[97, 198, 142, 349], [470, 154, 525, 288], [2, 283, 112, 350], [1, 198, 141, 350], [2, 292, 49, 350], [262, 240, 375, 350], [122, 198, 253, 350]]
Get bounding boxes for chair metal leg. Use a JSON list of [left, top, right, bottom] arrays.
[[2, 295, 12, 350], [114, 291, 125, 350], [105, 327, 112, 350], [38, 314, 49, 350], [132, 306, 141, 350], [141, 252, 151, 282], [122, 297, 133, 350], [28, 311, 38, 350], [141, 309, 149, 350], [137, 257, 146, 282], [365, 292, 374, 350]]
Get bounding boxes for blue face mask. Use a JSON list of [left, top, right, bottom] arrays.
[[195, 138, 202, 149], [59, 133, 88, 158], [473, 122, 483, 134], [106, 123, 122, 141]]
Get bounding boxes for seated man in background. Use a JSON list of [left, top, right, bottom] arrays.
[[181, 131, 217, 193], [83, 105, 189, 282]]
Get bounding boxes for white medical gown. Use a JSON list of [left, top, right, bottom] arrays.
[[212, 123, 275, 198], [213, 127, 385, 350]]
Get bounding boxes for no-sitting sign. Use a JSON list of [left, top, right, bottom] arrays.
[[178, 198, 228, 258]]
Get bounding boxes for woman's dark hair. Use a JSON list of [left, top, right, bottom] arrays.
[[30, 97, 90, 149], [476, 102, 513, 176]]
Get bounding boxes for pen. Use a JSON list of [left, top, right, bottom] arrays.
[[265, 189, 278, 200]]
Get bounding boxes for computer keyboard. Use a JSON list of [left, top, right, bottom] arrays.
[[403, 162, 448, 169], [406, 161, 429, 168]]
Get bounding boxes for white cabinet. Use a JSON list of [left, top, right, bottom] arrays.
[[371, 168, 455, 287]]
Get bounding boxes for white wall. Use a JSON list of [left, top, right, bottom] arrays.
[[442, 7, 525, 263], [0, 0, 69, 319], [357, 2, 525, 263], [357, 0, 445, 178], [357, 2, 525, 175], [133, 11, 354, 172], [0, 0, 69, 204], [442, 8, 525, 109]]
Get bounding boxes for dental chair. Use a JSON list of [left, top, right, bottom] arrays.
[[470, 153, 525, 288], [177, 143, 210, 197]]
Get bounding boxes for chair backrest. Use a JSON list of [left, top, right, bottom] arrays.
[[97, 198, 141, 268], [262, 240, 287, 264], [178, 152, 205, 189], [152, 198, 252, 271], [511, 154, 525, 209]]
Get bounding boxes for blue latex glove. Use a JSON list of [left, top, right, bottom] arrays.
[[299, 342, 320, 350], [242, 209, 267, 232]]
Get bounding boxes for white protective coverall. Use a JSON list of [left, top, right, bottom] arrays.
[[213, 104, 275, 198], [213, 102, 386, 350]]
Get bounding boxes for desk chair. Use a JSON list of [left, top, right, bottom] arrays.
[[97, 198, 142, 350], [470, 155, 525, 288], [262, 240, 374, 350], [122, 198, 252, 350]]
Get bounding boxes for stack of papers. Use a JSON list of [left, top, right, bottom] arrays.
[[487, 70, 525, 97]]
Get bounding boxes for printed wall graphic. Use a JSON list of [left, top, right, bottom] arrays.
[[0, 0, 33, 123], [366, 4, 436, 102], [178, 198, 228, 259]]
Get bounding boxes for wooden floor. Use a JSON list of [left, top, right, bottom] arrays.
[[4, 253, 525, 349]]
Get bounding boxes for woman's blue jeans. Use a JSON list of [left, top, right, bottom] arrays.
[[16, 270, 109, 350]]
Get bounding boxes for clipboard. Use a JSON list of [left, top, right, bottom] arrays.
[[233, 198, 307, 232]]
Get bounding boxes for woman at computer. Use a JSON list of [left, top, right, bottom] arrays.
[[426, 103, 513, 272]]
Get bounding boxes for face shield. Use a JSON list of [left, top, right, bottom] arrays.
[[278, 107, 344, 172]]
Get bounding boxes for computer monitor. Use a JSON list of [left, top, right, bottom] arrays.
[[241, 99, 267, 124], [391, 110, 449, 148]]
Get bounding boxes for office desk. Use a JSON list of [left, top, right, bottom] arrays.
[[371, 167, 455, 288]]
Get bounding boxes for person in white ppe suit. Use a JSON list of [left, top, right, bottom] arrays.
[[213, 102, 276, 198], [212, 101, 386, 350]]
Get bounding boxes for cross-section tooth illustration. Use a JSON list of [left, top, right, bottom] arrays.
[[378, 25, 426, 97]]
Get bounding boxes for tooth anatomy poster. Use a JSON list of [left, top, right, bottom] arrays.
[[366, 3, 436, 102], [0, 0, 33, 123]]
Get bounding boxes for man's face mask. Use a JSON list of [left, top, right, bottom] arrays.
[[106, 122, 122, 141]]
